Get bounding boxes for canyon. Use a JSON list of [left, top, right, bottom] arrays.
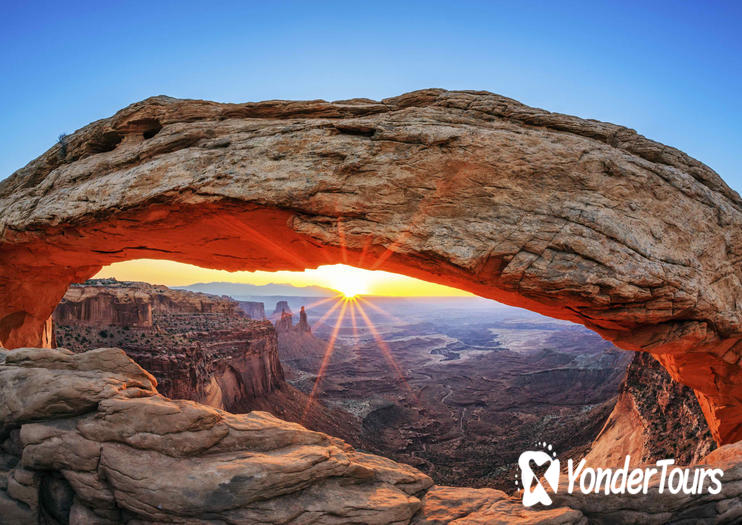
[[54, 279, 285, 408], [274, 295, 717, 490], [1, 88, 742, 521], [53, 280, 358, 444], [0, 346, 740, 524], [51, 280, 716, 492]]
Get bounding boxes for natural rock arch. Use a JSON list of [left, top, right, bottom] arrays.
[[1, 89, 741, 444]]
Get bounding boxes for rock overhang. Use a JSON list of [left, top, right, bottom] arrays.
[[1, 88, 741, 443]]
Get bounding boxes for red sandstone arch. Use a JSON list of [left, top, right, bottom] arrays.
[[1, 89, 741, 444]]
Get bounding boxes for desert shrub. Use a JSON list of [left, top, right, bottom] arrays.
[[57, 133, 68, 159]]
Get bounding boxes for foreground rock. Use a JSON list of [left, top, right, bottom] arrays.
[[0, 347, 432, 523], [414, 486, 586, 524], [1, 347, 741, 524], [1, 89, 741, 444], [551, 442, 742, 524]]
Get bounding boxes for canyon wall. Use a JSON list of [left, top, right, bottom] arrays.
[[586, 351, 716, 467], [239, 300, 266, 319], [128, 322, 285, 410], [1, 89, 742, 443], [53, 279, 284, 412], [273, 301, 292, 317], [54, 292, 152, 328], [1, 347, 741, 524], [53, 281, 361, 444], [54, 278, 242, 327]]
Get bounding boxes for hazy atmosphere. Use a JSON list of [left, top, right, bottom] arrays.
[[95, 260, 473, 296]]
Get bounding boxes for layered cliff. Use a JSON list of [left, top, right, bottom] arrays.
[[239, 300, 266, 320], [297, 306, 311, 332], [54, 278, 241, 327], [54, 279, 284, 411], [53, 281, 361, 444], [273, 301, 293, 317], [1, 347, 740, 524], [585, 351, 716, 467]]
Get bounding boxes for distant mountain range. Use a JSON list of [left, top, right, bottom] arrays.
[[178, 282, 337, 298]]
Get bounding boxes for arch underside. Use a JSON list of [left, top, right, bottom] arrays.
[[1, 89, 741, 443]]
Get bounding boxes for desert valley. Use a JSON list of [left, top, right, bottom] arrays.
[[52, 278, 715, 493]]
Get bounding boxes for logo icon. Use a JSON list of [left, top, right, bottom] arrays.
[[515, 443, 724, 507], [516, 442, 560, 507]]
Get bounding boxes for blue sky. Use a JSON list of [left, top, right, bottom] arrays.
[[1, 1, 740, 191]]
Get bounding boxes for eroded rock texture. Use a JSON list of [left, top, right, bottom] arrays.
[[53, 279, 284, 407], [1, 347, 741, 524], [1, 89, 741, 442], [52, 281, 360, 445], [585, 351, 716, 467], [0, 346, 578, 524], [54, 278, 242, 328]]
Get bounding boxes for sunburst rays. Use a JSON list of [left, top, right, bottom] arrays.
[[310, 296, 345, 332], [302, 298, 348, 421], [302, 182, 462, 420], [301, 292, 416, 421]]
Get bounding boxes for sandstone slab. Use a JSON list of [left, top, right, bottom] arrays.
[[414, 486, 586, 524], [1, 89, 741, 442], [1, 346, 740, 524], [0, 347, 435, 523]]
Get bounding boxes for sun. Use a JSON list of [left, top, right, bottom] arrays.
[[337, 284, 363, 298], [328, 267, 370, 298], [334, 280, 366, 298]]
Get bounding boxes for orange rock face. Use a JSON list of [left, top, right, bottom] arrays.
[[584, 352, 715, 467], [53, 280, 286, 408], [1, 89, 741, 443]]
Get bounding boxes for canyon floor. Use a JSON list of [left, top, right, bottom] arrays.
[[270, 296, 633, 490], [52, 281, 715, 495]]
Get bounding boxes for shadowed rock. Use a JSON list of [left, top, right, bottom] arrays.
[[1, 89, 741, 443], [0, 347, 741, 523], [585, 351, 715, 467]]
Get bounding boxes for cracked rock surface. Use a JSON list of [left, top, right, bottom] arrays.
[[1, 89, 741, 442], [0, 347, 594, 524], [1, 347, 741, 523]]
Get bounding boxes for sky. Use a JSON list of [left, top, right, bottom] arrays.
[[94, 261, 473, 297], [2, 1, 740, 295]]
